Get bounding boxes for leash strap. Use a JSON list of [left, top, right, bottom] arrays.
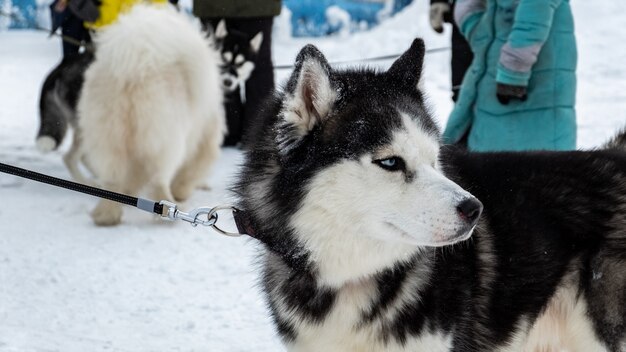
[[0, 162, 163, 215], [0, 162, 250, 236]]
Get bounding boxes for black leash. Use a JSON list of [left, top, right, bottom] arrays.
[[0, 162, 163, 215], [0, 162, 250, 236]]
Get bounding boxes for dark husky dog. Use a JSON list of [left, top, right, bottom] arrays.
[[36, 51, 94, 184], [209, 20, 263, 146], [234, 39, 626, 351]]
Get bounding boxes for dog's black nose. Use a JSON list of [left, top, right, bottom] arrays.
[[457, 198, 483, 225], [223, 78, 233, 86]]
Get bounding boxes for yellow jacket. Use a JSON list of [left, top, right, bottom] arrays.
[[85, 0, 167, 29]]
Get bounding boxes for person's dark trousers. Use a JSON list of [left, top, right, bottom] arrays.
[[443, 0, 473, 102], [450, 24, 472, 147], [62, 14, 90, 57], [222, 90, 244, 146], [450, 22, 472, 102], [202, 17, 275, 147], [437, 0, 472, 146]]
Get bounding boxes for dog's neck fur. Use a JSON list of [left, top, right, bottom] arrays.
[[262, 242, 439, 346]]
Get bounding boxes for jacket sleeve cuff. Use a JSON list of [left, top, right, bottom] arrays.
[[496, 66, 531, 87]]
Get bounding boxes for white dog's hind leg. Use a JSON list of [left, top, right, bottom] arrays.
[[92, 198, 124, 227], [91, 172, 143, 226], [152, 181, 175, 206], [63, 132, 95, 186], [171, 134, 221, 202]]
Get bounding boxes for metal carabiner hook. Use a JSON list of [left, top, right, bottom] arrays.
[[159, 201, 242, 236]]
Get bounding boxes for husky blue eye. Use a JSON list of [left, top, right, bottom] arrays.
[[381, 159, 396, 167], [374, 157, 406, 172]]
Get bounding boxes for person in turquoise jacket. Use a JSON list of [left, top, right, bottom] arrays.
[[443, 0, 577, 151]]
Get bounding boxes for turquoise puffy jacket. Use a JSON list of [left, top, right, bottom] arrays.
[[443, 0, 577, 151]]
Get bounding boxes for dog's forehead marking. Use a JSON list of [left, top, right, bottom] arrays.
[[384, 111, 439, 165]]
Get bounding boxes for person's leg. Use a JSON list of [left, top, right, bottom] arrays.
[[222, 90, 244, 146], [450, 23, 473, 102], [450, 21, 472, 148]]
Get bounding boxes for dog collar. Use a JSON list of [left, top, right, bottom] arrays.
[[233, 208, 258, 238]]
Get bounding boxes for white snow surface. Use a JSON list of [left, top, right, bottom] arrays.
[[0, 1, 625, 351]]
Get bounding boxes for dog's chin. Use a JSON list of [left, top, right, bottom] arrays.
[[384, 222, 475, 247], [432, 227, 475, 247]]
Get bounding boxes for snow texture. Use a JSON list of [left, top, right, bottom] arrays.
[[0, 0, 625, 351]]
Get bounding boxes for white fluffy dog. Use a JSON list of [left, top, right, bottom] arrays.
[[78, 4, 225, 226]]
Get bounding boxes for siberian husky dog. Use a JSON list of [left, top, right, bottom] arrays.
[[234, 39, 626, 351], [36, 51, 94, 185], [78, 4, 225, 226]]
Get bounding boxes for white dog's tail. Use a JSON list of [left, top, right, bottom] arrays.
[[92, 4, 222, 111]]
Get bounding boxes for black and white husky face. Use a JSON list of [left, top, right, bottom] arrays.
[[239, 39, 482, 285], [213, 20, 263, 93]]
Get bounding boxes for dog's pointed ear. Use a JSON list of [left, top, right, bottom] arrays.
[[278, 45, 337, 149], [250, 32, 263, 53], [215, 19, 228, 39], [387, 38, 425, 89]]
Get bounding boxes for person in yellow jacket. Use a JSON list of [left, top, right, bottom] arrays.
[[85, 0, 168, 29]]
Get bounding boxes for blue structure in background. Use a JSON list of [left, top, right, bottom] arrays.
[[284, 0, 413, 37], [4, 0, 413, 33], [1, 0, 38, 29]]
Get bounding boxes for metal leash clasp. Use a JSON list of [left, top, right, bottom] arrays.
[[159, 201, 242, 237]]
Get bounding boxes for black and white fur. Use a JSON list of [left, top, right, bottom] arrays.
[[235, 39, 626, 351], [211, 20, 263, 146], [36, 51, 94, 184], [212, 20, 263, 95]]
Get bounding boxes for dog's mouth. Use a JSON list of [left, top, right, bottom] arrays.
[[385, 222, 475, 247], [435, 226, 475, 246], [220, 73, 239, 92], [221, 80, 239, 92]]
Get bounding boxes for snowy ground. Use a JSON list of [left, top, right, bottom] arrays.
[[0, 1, 625, 351]]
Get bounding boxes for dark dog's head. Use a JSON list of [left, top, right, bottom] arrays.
[[211, 20, 263, 93], [237, 39, 482, 285]]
